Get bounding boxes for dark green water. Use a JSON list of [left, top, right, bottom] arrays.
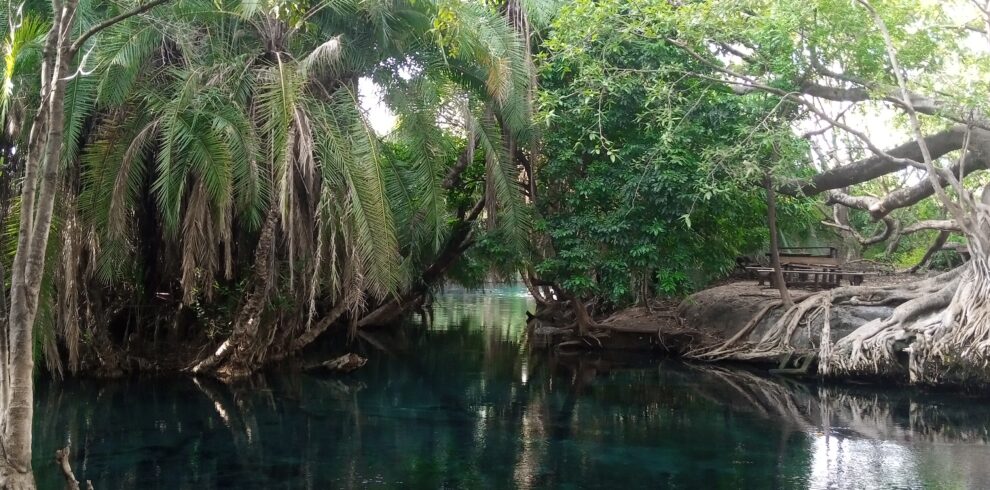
[[32, 287, 990, 489]]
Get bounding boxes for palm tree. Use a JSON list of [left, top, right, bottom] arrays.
[[0, 1, 536, 483], [0, 0, 534, 379]]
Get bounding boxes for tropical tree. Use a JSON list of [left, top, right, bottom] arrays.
[[1, 0, 536, 485], [645, 0, 990, 384], [532, 0, 820, 323]]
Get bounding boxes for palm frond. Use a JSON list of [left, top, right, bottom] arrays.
[[301, 35, 343, 80], [107, 120, 157, 238], [382, 77, 456, 253], [211, 102, 265, 229], [61, 75, 98, 166], [340, 96, 403, 297], [473, 106, 531, 253], [94, 23, 162, 107], [1, 13, 47, 124]]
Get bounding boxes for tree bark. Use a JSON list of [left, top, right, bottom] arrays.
[[765, 176, 793, 308], [2, 2, 173, 485], [2, 0, 77, 485]]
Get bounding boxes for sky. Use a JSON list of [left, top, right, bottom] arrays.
[[359, 77, 397, 135]]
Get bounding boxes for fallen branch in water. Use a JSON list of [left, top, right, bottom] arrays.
[[312, 353, 367, 373]]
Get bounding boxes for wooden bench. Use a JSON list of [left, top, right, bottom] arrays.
[[768, 247, 841, 267], [747, 267, 877, 288]]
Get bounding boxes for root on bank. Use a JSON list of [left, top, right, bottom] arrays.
[[688, 264, 990, 385]]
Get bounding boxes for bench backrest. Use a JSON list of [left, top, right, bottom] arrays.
[[779, 256, 842, 266], [766, 247, 841, 266], [778, 246, 837, 258]]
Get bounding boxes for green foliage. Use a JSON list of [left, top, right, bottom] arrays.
[[62, 0, 534, 302], [535, 0, 820, 306], [0, 0, 539, 364]]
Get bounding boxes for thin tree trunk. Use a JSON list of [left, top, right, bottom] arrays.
[[1, 1, 75, 484], [765, 175, 793, 308], [358, 198, 484, 328], [832, 203, 862, 261], [906, 230, 951, 273], [190, 210, 278, 378], [2, 3, 171, 485]]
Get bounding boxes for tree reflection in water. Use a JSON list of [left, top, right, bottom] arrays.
[[32, 287, 990, 489]]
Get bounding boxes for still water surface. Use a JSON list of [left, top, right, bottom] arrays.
[[33, 287, 990, 489]]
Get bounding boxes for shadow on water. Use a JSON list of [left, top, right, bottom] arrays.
[[32, 286, 990, 489]]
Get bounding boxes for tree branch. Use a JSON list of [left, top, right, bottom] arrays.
[[69, 0, 172, 57], [904, 230, 951, 273], [796, 81, 985, 129], [901, 220, 960, 234], [779, 126, 990, 219], [667, 39, 940, 174], [443, 140, 475, 190], [857, 0, 971, 230]]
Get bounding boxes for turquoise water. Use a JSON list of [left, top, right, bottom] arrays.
[[33, 287, 990, 489]]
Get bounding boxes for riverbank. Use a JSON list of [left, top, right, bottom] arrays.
[[531, 274, 990, 387]]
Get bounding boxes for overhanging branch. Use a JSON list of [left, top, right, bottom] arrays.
[[901, 219, 960, 234], [69, 0, 173, 57], [779, 126, 975, 197]]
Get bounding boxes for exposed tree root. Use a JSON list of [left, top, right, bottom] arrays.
[[687, 264, 990, 385], [689, 293, 812, 360], [555, 333, 606, 353], [828, 270, 960, 378], [909, 258, 990, 383]]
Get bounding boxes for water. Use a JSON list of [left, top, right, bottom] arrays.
[[32, 286, 990, 489]]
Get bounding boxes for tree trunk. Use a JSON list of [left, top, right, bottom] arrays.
[[832, 203, 863, 261], [572, 300, 593, 337], [905, 230, 950, 273], [358, 198, 484, 328], [190, 211, 278, 379], [765, 175, 793, 308], [2, 1, 76, 485], [1, 2, 170, 486]]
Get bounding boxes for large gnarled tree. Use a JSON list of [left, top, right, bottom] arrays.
[[651, 0, 990, 384]]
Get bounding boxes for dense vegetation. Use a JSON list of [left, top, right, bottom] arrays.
[[0, 0, 540, 485], [1, 0, 538, 379], [5, 0, 990, 487], [534, 0, 819, 306]]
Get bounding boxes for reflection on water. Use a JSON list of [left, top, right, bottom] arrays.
[[32, 286, 990, 489]]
